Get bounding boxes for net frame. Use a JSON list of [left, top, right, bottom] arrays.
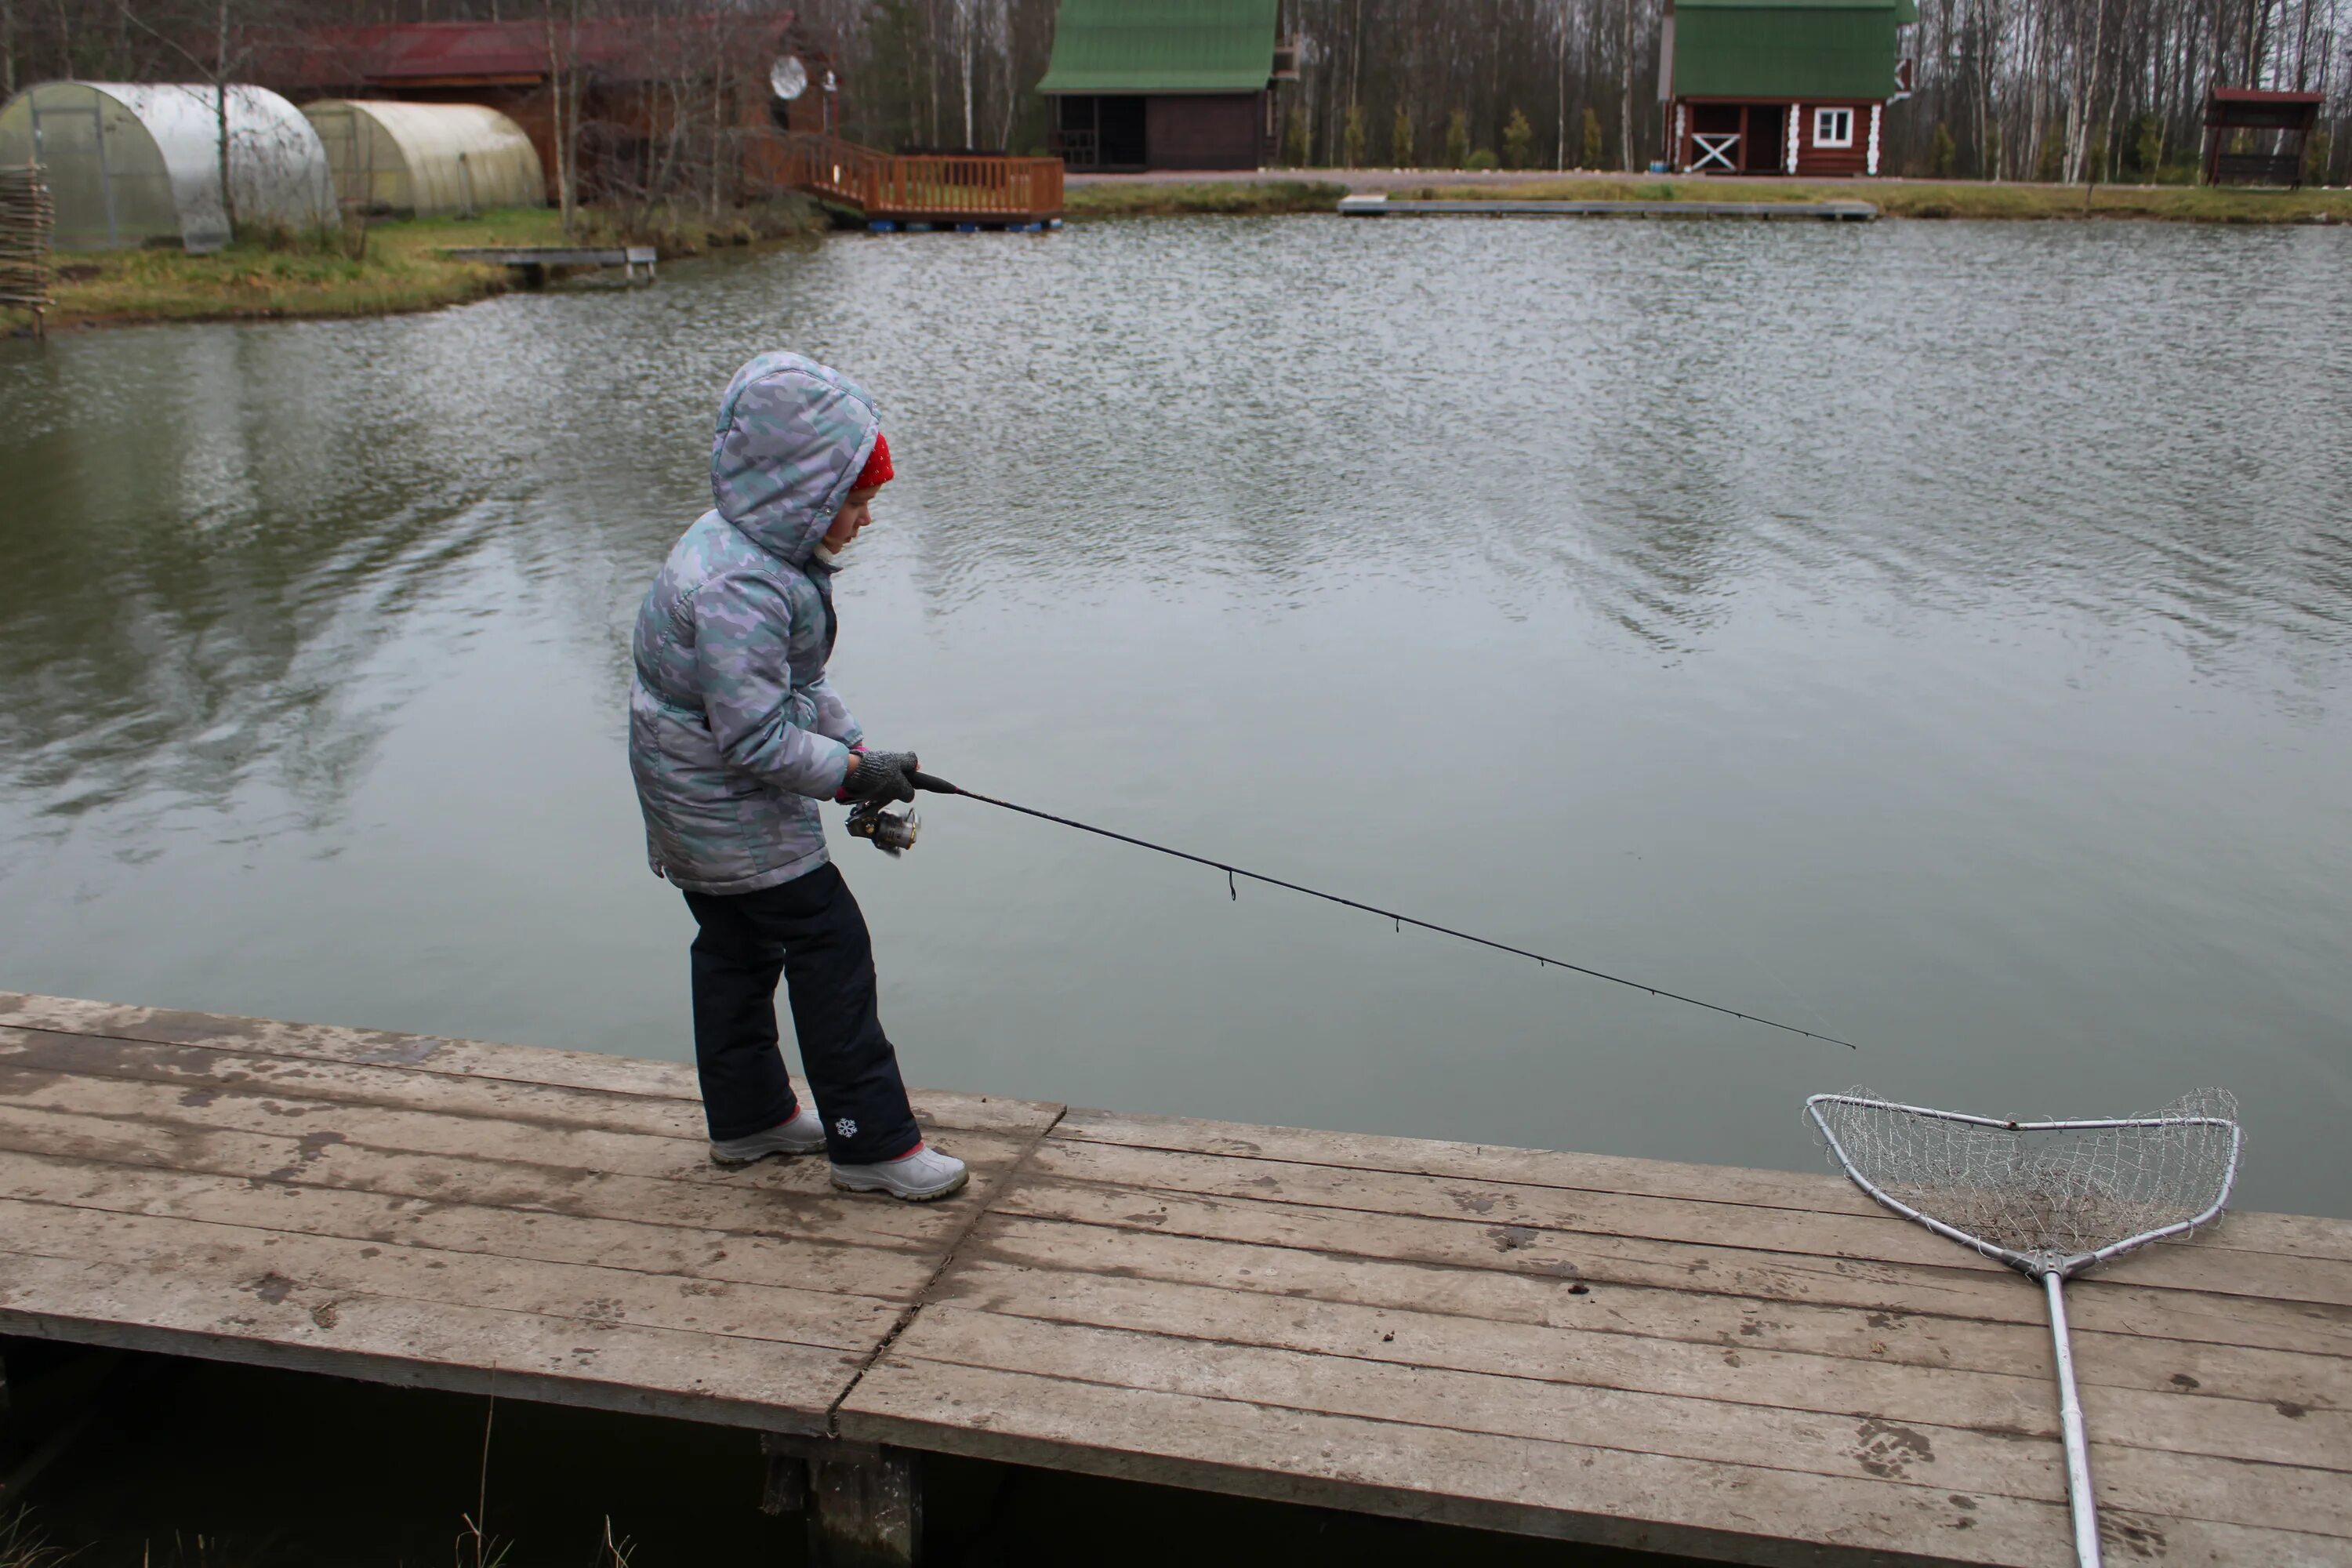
[[1804, 1087, 2242, 1568], [1805, 1089, 2242, 1279]]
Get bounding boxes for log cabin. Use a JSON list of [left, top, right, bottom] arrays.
[[1662, 0, 1916, 177]]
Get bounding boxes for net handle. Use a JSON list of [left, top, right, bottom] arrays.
[[1802, 1094, 2245, 1279]]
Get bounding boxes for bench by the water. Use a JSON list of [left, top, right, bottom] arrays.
[[442, 245, 659, 283], [1, 992, 2343, 1565], [1339, 193, 1880, 221]]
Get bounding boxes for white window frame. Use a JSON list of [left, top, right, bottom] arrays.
[[1813, 107, 1855, 148]]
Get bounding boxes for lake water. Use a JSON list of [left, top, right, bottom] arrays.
[[3, 216, 2347, 1218]]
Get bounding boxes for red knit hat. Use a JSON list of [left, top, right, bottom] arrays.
[[853, 431, 895, 492]]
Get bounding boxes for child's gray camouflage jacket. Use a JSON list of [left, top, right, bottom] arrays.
[[627, 353, 877, 894]]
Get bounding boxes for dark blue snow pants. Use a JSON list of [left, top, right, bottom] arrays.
[[682, 862, 921, 1166]]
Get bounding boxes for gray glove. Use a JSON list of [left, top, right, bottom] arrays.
[[839, 748, 919, 805]]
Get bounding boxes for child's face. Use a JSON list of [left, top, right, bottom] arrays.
[[824, 486, 880, 548]]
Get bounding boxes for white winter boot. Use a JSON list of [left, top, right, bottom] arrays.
[[709, 1104, 826, 1167], [830, 1142, 968, 1201]]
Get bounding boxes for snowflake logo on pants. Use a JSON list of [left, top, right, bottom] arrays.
[[834, 1117, 858, 1138]]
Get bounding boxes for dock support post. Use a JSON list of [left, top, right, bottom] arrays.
[[758, 1433, 920, 1566], [810, 1448, 920, 1566]]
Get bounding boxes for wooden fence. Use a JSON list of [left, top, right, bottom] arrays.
[[773, 133, 1063, 223], [0, 164, 54, 339]]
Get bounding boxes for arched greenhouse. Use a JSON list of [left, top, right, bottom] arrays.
[[303, 100, 545, 219], [0, 81, 337, 252]]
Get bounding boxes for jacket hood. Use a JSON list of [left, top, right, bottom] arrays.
[[710, 352, 881, 567]]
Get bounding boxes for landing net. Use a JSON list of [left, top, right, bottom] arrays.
[[1806, 1088, 2242, 1277]]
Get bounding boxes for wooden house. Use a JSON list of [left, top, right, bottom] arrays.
[[1661, 0, 1916, 176], [248, 13, 831, 204], [1037, 0, 1294, 172]]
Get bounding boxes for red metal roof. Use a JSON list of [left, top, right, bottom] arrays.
[[252, 13, 799, 90], [2208, 86, 2325, 104]]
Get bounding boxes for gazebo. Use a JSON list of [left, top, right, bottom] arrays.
[[2201, 88, 2323, 187], [1661, 0, 1917, 176], [1038, 0, 1291, 172]]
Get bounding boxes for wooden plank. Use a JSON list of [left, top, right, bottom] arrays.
[[928, 1247, 2350, 1472], [956, 1212, 2347, 1415], [996, 1178, 2352, 1359], [1055, 1108, 2352, 1265], [842, 1358, 2342, 1567], [0, 1026, 702, 1140], [0, 1069, 1027, 1222], [0, 1146, 941, 1301], [1, 1196, 898, 1352], [0, 1026, 1033, 1156], [863, 1306, 2346, 1535], [1058, 1105, 1894, 1213], [0, 1250, 855, 1434], [0, 993, 1061, 1137], [1029, 1135, 2002, 1272], [1026, 1139, 2352, 1308], [0, 1101, 972, 1254]]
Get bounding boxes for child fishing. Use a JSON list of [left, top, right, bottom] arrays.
[[626, 351, 966, 1202]]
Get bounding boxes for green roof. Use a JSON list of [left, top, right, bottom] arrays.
[[1036, 0, 1279, 95], [1672, 0, 1915, 100]]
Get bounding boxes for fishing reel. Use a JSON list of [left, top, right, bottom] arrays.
[[846, 800, 920, 857]]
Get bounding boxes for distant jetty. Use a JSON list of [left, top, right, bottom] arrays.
[[1339, 191, 1878, 220]]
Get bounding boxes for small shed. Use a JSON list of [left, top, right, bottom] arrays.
[[2201, 88, 2322, 187], [1037, 0, 1287, 171], [303, 100, 544, 217], [0, 81, 336, 252], [1661, 0, 1917, 177]]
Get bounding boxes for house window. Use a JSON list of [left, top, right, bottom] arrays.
[[1813, 107, 1855, 148]]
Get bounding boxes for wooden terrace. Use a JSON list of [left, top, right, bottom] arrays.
[[773, 134, 1064, 231], [1, 992, 2345, 1565]]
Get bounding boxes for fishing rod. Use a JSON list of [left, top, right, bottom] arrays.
[[846, 770, 1856, 1051]]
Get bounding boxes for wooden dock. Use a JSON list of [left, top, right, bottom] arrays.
[[773, 133, 1064, 231], [442, 245, 659, 282], [2, 991, 2345, 1566], [1338, 193, 1878, 221]]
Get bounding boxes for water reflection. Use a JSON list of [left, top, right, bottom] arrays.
[[2, 216, 2347, 1213]]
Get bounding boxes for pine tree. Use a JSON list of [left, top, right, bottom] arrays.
[[1345, 103, 1367, 168], [1503, 107, 1534, 169], [1580, 107, 1603, 169], [1446, 107, 1471, 169], [1390, 106, 1415, 167]]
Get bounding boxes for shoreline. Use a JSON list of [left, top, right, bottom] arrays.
[[5, 198, 825, 336], [1066, 171, 2352, 222], [13, 176, 2343, 335]]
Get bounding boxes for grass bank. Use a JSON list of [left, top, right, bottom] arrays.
[[11, 197, 823, 332], [1398, 175, 2352, 222], [1065, 180, 1348, 217]]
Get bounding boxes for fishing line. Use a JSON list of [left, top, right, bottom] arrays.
[[897, 771, 1856, 1051]]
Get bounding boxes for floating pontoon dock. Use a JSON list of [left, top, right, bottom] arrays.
[[1, 993, 2343, 1566], [442, 245, 659, 282], [1338, 193, 1879, 220]]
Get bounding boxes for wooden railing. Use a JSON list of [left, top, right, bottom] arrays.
[[772, 133, 1063, 222]]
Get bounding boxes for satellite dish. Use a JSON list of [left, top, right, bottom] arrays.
[[770, 55, 809, 101]]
